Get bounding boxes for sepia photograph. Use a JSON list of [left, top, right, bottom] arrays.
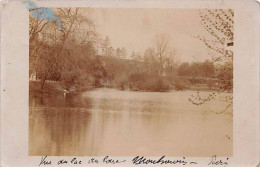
[[28, 6, 233, 156]]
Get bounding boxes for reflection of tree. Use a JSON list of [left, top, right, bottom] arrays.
[[190, 9, 234, 114]]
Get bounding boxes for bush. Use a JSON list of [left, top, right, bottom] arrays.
[[207, 80, 214, 90], [173, 79, 190, 90], [127, 73, 173, 92]]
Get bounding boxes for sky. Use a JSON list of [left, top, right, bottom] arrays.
[[89, 8, 215, 63]]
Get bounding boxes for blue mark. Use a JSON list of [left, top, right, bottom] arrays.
[[23, 0, 62, 29]]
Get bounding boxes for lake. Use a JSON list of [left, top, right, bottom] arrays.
[[29, 88, 232, 156]]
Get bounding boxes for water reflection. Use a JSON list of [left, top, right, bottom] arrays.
[[29, 88, 232, 156]]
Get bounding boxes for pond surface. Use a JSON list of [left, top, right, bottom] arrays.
[[29, 88, 232, 156]]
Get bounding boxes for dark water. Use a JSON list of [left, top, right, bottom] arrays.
[[29, 88, 232, 156]]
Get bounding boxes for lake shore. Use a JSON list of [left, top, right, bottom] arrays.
[[30, 80, 223, 98], [29, 81, 63, 98]]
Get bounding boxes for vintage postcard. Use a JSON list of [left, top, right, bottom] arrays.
[[0, 0, 259, 167]]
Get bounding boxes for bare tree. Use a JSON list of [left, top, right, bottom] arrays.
[[29, 8, 96, 92], [165, 48, 177, 76], [143, 48, 156, 75], [155, 33, 170, 76]]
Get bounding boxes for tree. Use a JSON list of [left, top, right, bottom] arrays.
[[189, 62, 202, 78], [155, 33, 170, 76], [194, 9, 234, 63], [216, 61, 233, 92], [107, 46, 115, 57], [165, 48, 177, 76], [201, 60, 215, 78], [143, 48, 157, 75], [130, 51, 136, 59], [115, 47, 127, 58], [190, 9, 234, 113], [178, 63, 190, 78], [90, 56, 107, 87], [116, 48, 122, 58], [102, 36, 111, 56], [29, 8, 97, 92], [121, 47, 127, 58], [195, 9, 233, 90]]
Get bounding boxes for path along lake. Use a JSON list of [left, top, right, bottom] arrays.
[[29, 88, 232, 156]]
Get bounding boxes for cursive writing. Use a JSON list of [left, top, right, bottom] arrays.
[[38, 155, 230, 166], [103, 156, 126, 164], [71, 157, 82, 164], [208, 155, 229, 166], [57, 159, 68, 165], [88, 158, 99, 164], [132, 156, 190, 165], [39, 156, 52, 166]]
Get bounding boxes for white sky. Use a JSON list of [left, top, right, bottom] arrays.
[[90, 8, 215, 63]]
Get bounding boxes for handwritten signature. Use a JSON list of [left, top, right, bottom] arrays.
[[132, 156, 196, 165]]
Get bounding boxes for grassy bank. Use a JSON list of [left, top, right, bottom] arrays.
[[29, 81, 64, 97]]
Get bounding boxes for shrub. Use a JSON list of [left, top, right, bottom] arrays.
[[127, 73, 173, 92], [173, 79, 190, 90]]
